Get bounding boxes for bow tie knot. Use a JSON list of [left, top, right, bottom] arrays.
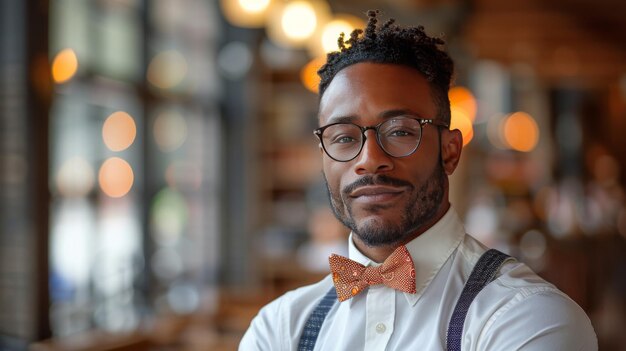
[[329, 245, 416, 301]]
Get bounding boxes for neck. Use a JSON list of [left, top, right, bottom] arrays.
[[353, 201, 450, 263]]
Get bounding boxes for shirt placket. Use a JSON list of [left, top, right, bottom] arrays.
[[364, 285, 395, 350]]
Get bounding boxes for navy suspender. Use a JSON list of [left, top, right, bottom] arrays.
[[297, 287, 337, 351], [446, 249, 510, 351], [297, 249, 510, 351]]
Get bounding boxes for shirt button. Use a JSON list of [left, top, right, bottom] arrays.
[[375, 323, 386, 334]]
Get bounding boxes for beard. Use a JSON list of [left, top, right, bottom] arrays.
[[324, 160, 446, 247]]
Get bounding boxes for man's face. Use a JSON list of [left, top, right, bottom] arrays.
[[319, 62, 449, 248]]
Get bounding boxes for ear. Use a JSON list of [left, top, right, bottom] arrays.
[[440, 128, 463, 175]]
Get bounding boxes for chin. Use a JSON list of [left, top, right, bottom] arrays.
[[353, 216, 408, 247], [354, 211, 398, 229], [355, 215, 385, 229]]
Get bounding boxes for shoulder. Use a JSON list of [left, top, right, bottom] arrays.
[[239, 275, 334, 351], [475, 268, 597, 350], [460, 237, 597, 350], [266, 274, 335, 319]]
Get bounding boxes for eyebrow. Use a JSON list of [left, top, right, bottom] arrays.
[[325, 115, 357, 124], [379, 109, 424, 119], [324, 109, 425, 125]]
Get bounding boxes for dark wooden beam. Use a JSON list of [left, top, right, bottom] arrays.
[[27, 0, 52, 342]]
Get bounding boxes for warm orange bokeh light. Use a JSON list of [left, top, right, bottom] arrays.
[[503, 111, 539, 152], [98, 157, 134, 198], [52, 48, 78, 84], [449, 86, 477, 122], [103, 111, 137, 152], [300, 57, 325, 93], [450, 106, 474, 146]]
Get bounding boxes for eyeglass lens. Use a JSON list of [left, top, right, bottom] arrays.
[[321, 118, 423, 161]]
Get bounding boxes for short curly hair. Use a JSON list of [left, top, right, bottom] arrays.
[[317, 10, 454, 124]]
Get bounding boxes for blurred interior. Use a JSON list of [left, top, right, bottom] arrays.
[[1, 0, 626, 350]]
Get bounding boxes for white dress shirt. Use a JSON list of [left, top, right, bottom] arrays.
[[240, 208, 597, 350]]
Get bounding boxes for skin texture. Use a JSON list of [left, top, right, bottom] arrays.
[[319, 63, 463, 263]]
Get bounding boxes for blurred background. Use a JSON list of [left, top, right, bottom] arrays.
[[1, 0, 626, 350]]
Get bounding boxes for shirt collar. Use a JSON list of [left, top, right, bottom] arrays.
[[347, 206, 465, 306]]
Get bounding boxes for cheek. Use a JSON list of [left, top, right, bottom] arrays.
[[323, 159, 348, 193], [409, 137, 440, 175], [398, 153, 438, 185]]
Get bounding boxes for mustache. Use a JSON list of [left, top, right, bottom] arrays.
[[343, 174, 414, 195]]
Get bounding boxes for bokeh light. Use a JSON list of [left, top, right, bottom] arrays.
[[153, 110, 188, 152], [307, 14, 364, 57], [56, 157, 95, 197], [150, 187, 189, 246], [300, 57, 325, 93], [486, 113, 508, 149], [239, 0, 270, 13], [51, 199, 94, 287], [321, 19, 350, 52], [221, 0, 272, 28], [449, 86, 477, 122], [281, 1, 317, 40], [147, 50, 188, 89], [546, 182, 578, 238], [450, 106, 474, 146], [267, 0, 329, 48], [167, 283, 200, 314], [217, 41, 253, 80], [52, 48, 78, 84], [98, 157, 134, 198], [503, 111, 539, 152], [102, 111, 137, 152]]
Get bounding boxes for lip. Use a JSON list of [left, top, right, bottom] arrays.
[[349, 185, 405, 203]]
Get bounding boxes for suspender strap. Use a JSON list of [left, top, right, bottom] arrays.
[[446, 249, 510, 351], [296, 249, 509, 351], [297, 287, 338, 351]]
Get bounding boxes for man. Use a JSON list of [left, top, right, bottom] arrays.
[[240, 10, 597, 350]]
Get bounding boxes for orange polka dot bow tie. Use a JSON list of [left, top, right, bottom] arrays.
[[329, 245, 416, 302]]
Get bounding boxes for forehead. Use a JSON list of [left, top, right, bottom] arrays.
[[318, 62, 436, 125]]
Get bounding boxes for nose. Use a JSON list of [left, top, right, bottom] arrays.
[[353, 130, 394, 175]]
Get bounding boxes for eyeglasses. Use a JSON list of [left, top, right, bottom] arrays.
[[314, 116, 449, 162]]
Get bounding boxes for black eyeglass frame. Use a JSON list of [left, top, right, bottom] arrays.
[[314, 117, 450, 162]]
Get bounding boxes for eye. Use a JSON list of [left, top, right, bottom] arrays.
[[331, 135, 358, 144], [380, 118, 421, 138], [385, 128, 416, 138], [389, 130, 411, 137], [323, 124, 361, 145]]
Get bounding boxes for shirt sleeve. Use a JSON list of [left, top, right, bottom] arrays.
[[239, 297, 285, 351], [477, 290, 598, 351]]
